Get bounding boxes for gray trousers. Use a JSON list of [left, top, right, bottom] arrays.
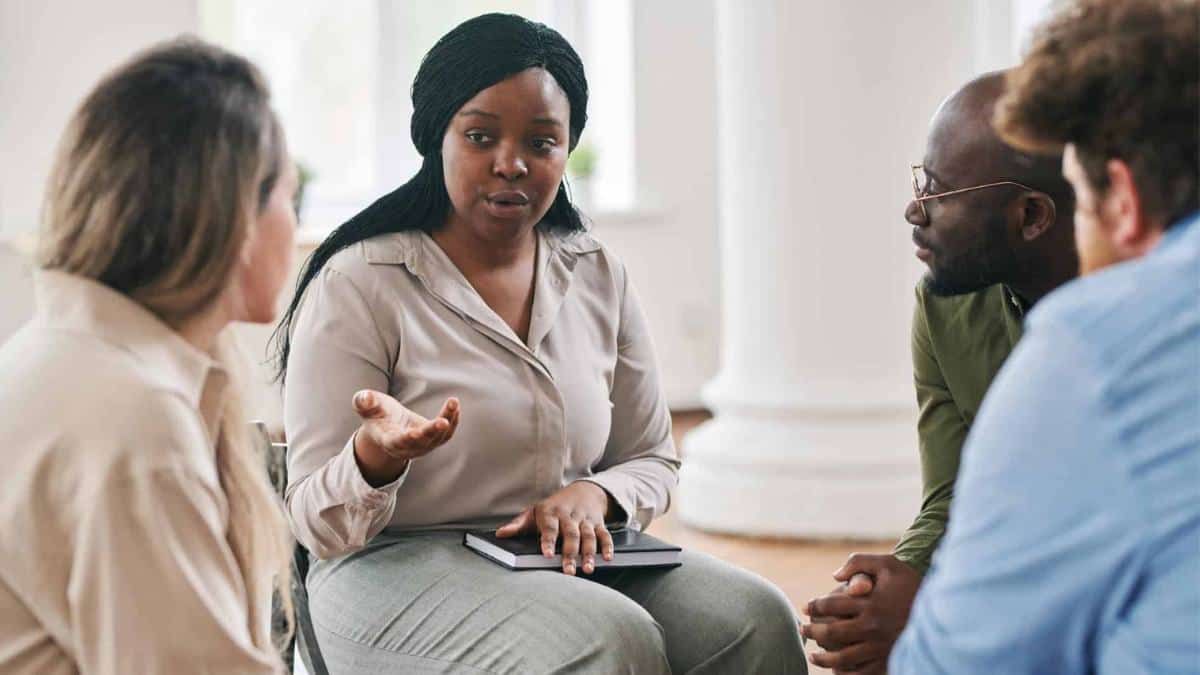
[[307, 531, 807, 674]]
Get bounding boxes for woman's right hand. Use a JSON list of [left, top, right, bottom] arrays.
[[351, 389, 460, 487]]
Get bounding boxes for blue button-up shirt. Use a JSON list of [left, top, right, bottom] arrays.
[[891, 212, 1200, 674]]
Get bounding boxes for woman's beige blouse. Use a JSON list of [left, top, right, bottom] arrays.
[[284, 228, 680, 559], [0, 272, 280, 674]]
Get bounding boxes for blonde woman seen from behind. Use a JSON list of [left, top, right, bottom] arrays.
[[0, 39, 297, 674]]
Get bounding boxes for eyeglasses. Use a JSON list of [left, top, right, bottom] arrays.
[[910, 164, 1037, 219]]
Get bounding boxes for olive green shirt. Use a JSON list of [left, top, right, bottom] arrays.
[[892, 282, 1025, 575]]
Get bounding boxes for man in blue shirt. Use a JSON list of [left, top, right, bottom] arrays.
[[812, 1, 1199, 672]]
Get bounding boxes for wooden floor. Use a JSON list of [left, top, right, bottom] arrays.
[[645, 411, 895, 673]]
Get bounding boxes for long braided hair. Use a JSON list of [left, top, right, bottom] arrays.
[[272, 13, 589, 381]]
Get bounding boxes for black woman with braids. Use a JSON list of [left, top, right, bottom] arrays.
[[273, 13, 806, 674]]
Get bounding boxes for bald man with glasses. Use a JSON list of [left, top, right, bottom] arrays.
[[801, 71, 1080, 674]]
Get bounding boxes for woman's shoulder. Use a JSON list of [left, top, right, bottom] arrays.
[[324, 230, 423, 277], [0, 329, 213, 481], [545, 226, 604, 255], [315, 231, 428, 300], [0, 335, 219, 545], [544, 227, 632, 296]]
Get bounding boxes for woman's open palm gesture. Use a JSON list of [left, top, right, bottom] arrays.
[[353, 390, 460, 464]]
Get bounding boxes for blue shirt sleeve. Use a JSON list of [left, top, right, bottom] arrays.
[[889, 320, 1146, 674]]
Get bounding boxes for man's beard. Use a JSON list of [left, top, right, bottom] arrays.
[[922, 226, 1020, 297]]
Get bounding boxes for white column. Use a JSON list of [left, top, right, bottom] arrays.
[[678, 0, 982, 538]]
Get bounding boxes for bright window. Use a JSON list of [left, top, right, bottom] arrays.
[[1013, 0, 1056, 55]]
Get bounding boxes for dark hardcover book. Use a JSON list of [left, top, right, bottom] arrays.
[[464, 528, 682, 571]]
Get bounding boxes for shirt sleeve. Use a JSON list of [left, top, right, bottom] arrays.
[[284, 265, 407, 560], [577, 267, 681, 530], [893, 291, 966, 575], [889, 322, 1142, 674], [68, 461, 281, 674]]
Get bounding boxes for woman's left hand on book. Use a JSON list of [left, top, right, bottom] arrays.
[[495, 481, 615, 575]]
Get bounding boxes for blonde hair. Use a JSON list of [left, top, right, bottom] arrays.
[[38, 38, 292, 655]]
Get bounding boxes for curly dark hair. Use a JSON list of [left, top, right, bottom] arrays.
[[994, 0, 1198, 228]]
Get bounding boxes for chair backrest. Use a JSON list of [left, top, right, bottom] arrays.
[[250, 421, 329, 675]]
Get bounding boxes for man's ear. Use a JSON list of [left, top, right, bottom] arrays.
[[1018, 191, 1057, 242], [1103, 158, 1155, 251]]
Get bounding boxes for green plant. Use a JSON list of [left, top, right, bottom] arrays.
[[294, 161, 315, 216], [566, 143, 597, 179]]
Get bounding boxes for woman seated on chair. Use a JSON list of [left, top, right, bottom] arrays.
[[0, 40, 297, 673], [275, 13, 806, 674]]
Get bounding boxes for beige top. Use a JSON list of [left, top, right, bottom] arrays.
[[0, 272, 280, 674], [284, 227, 680, 559]]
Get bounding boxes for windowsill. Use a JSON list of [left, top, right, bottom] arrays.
[[295, 207, 665, 248]]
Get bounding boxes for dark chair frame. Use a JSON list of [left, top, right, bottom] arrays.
[[253, 421, 330, 675]]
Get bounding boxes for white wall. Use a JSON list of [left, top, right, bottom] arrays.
[[593, 0, 721, 409], [0, 243, 34, 341], [0, 0, 199, 236]]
